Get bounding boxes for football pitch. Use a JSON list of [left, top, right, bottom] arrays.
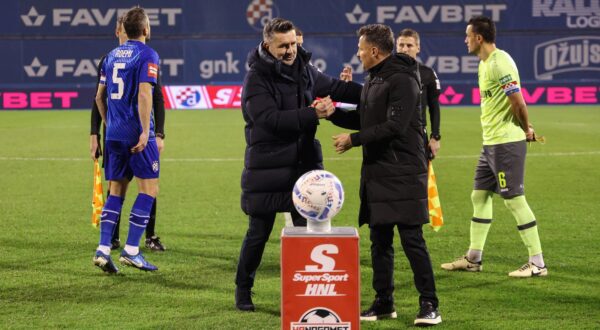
[[0, 106, 599, 329]]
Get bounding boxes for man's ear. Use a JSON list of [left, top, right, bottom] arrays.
[[371, 47, 379, 58], [263, 41, 270, 51]]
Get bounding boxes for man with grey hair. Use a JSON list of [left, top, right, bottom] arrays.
[[320, 24, 441, 326], [235, 18, 362, 312]]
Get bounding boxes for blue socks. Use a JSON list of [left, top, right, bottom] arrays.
[[99, 195, 125, 248], [125, 193, 155, 249]]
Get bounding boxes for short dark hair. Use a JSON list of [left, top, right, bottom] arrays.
[[123, 7, 148, 39], [397, 28, 420, 46], [357, 24, 394, 54], [263, 18, 295, 42], [294, 27, 303, 37], [468, 15, 496, 43]]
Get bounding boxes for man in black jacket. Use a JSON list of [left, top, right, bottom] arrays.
[[322, 24, 441, 326], [235, 18, 362, 312], [90, 15, 166, 252], [396, 28, 441, 158]]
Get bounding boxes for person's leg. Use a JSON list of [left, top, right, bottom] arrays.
[[93, 140, 130, 273], [124, 178, 157, 253], [119, 141, 160, 271], [361, 224, 397, 321], [497, 141, 546, 277], [235, 213, 276, 311], [468, 190, 494, 262], [108, 180, 129, 249], [290, 208, 307, 227], [397, 224, 442, 326], [93, 179, 127, 273], [505, 195, 546, 276], [442, 147, 495, 271], [144, 199, 166, 251], [397, 224, 438, 307]]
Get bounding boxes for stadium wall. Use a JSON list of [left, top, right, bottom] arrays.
[[1, 0, 598, 109]]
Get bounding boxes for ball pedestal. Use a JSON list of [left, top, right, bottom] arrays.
[[280, 223, 360, 330], [306, 218, 331, 233]]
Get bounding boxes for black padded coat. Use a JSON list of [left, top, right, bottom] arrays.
[[240, 44, 362, 216], [328, 54, 428, 227]]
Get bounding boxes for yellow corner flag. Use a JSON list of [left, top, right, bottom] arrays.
[[91, 159, 104, 228], [428, 161, 444, 231]]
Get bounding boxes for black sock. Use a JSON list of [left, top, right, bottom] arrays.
[[146, 199, 157, 239]]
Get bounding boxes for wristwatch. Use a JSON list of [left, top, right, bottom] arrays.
[[431, 133, 441, 141], [156, 132, 165, 139]]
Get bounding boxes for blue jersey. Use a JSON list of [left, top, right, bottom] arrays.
[[100, 40, 159, 143]]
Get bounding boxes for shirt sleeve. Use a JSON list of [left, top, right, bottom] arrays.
[[494, 55, 520, 96], [91, 56, 106, 134], [153, 71, 166, 135], [139, 50, 159, 85], [426, 68, 441, 135], [99, 57, 107, 86]]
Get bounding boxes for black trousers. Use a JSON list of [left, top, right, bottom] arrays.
[[235, 211, 306, 289], [370, 223, 438, 307]]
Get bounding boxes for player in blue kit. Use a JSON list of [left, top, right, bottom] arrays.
[[93, 6, 160, 273]]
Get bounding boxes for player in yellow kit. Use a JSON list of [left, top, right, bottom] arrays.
[[441, 16, 547, 277]]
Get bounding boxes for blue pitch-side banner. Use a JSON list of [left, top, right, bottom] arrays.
[[0, 0, 598, 108], [8, 35, 600, 86], [4, 0, 599, 36]]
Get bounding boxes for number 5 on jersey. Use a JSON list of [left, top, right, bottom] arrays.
[[111, 63, 126, 100]]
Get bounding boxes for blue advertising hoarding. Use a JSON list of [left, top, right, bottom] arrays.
[[0, 0, 598, 108]]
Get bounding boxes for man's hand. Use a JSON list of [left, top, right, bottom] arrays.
[[526, 126, 535, 142], [340, 66, 353, 82], [313, 96, 335, 119], [428, 138, 440, 158], [156, 136, 164, 154], [90, 135, 101, 160], [131, 131, 149, 153], [333, 133, 353, 154]]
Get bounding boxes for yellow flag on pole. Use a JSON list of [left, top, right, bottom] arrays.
[[428, 161, 444, 231], [91, 159, 104, 228]]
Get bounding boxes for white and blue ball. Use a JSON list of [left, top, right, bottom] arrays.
[[292, 170, 344, 222]]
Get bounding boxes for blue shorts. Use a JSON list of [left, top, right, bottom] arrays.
[[104, 140, 160, 180]]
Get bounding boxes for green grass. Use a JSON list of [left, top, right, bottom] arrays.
[[0, 106, 599, 329]]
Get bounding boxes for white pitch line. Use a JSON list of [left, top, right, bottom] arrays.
[[1, 150, 600, 163]]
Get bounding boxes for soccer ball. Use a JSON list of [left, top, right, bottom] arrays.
[[292, 170, 344, 222], [300, 308, 341, 323]]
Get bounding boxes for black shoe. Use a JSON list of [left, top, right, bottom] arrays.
[[145, 236, 166, 252], [235, 287, 255, 312], [110, 239, 121, 250], [360, 297, 397, 321], [414, 301, 442, 326]]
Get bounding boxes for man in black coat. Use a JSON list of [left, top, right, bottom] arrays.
[[235, 18, 362, 312], [321, 24, 441, 326]]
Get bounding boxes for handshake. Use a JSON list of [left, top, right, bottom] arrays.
[[312, 96, 335, 119]]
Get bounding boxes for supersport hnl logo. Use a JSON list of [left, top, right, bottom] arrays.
[[293, 244, 349, 297]]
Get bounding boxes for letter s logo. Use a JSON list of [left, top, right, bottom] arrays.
[[305, 244, 338, 272]]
